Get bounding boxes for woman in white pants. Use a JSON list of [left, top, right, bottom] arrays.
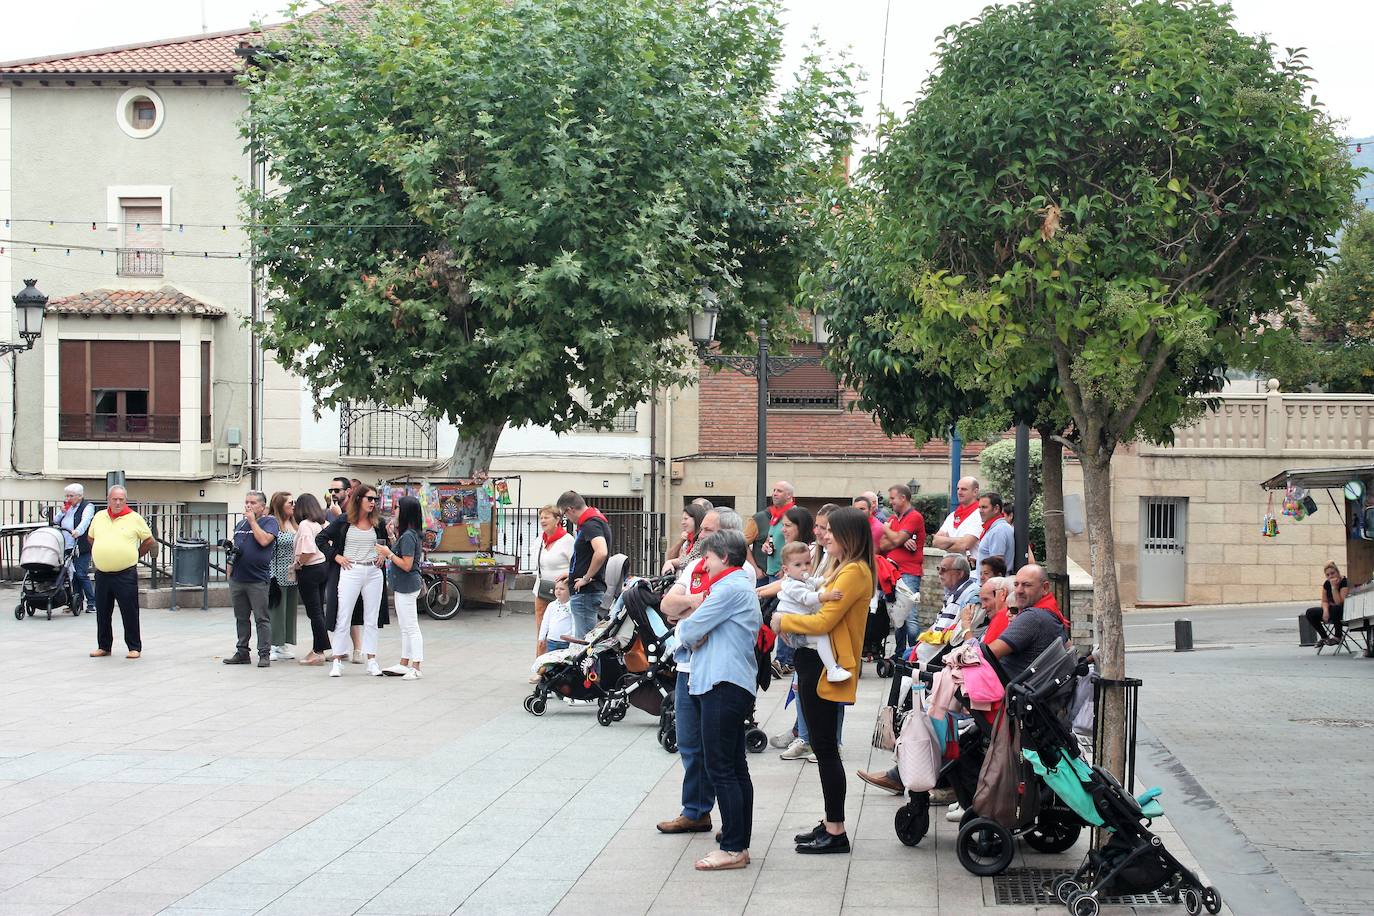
[[377, 495, 425, 679], [329, 485, 385, 677]]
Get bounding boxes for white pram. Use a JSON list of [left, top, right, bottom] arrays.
[[15, 526, 82, 620]]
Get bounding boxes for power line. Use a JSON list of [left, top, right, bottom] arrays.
[[2, 217, 419, 231], [1, 238, 245, 259]]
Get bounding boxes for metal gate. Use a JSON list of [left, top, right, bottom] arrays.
[[1138, 496, 1188, 603]]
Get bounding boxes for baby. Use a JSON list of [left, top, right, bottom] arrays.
[[775, 542, 850, 683]]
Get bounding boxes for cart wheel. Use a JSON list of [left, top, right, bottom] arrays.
[[894, 801, 929, 847], [875, 657, 894, 679], [659, 722, 678, 754], [1024, 810, 1082, 854], [14, 605, 23, 621], [529, 697, 547, 717], [1053, 878, 1081, 905], [956, 817, 1015, 876], [424, 578, 461, 620], [1182, 887, 1202, 916], [1067, 892, 1099, 916], [611, 702, 629, 723], [523, 694, 536, 714], [26, 607, 34, 617], [1201, 886, 1222, 915], [595, 703, 614, 726], [745, 728, 768, 754]]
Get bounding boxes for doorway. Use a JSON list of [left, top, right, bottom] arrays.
[[1138, 497, 1188, 603]]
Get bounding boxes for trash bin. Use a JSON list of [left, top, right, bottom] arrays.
[[172, 538, 209, 587]]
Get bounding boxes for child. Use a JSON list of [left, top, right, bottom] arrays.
[[537, 578, 576, 654], [775, 541, 850, 683]]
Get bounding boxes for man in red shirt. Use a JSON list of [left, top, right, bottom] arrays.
[[879, 483, 926, 658], [852, 494, 885, 551]]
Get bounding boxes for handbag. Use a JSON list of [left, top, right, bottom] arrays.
[[895, 710, 943, 792], [973, 706, 1023, 828], [534, 540, 559, 602]]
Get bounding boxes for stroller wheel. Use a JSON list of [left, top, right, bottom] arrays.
[[745, 728, 767, 754], [13, 604, 23, 621], [529, 697, 547, 717], [1052, 878, 1081, 905], [893, 801, 929, 847], [611, 702, 628, 722], [658, 722, 678, 754], [1066, 891, 1099, 916], [956, 817, 1015, 876], [595, 704, 614, 726], [1024, 810, 1082, 854], [1182, 887, 1202, 916], [26, 607, 34, 617], [874, 657, 894, 679], [1201, 886, 1222, 915], [523, 694, 536, 714]]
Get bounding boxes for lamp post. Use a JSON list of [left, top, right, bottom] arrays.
[[3, 280, 48, 357], [691, 295, 830, 509]]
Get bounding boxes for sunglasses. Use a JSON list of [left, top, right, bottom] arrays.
[[328, 488, 343, 494], [362, 495, 378, 502]]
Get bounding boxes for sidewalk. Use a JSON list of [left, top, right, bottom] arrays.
[[0, 587, 1220, 914]]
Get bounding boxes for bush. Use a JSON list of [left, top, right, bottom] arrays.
[[979, 439, 1046, 558], [911, 493, 949, 531]]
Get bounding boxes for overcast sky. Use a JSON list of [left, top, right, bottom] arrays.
[[3, 0, 1372, 146]]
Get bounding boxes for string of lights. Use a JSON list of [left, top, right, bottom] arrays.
[[1, 218, 418, 231], [0, 238, 246, 259]]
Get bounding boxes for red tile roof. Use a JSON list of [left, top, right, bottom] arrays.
[[48, 287, 226, 318], [0, 1, 373, 76]]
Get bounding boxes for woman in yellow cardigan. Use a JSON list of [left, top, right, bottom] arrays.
[[771, 506, 874, 854]]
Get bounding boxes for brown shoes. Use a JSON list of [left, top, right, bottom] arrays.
[[89, 649, 111, 657], [126, 651, 141, 659], [656, 814, 713, 834], [856, 769, 904, 796]]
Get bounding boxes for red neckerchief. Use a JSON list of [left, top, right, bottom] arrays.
[[107, 505, 133, 520], [951, 501, 979, 526], [699, 565, 743, 596], [576, 507, 608, 527], [683, 531, 695, 554], [541, 528, 568, 549], [982, 511, 1005, 528], [768, 500, 795, 525], [1028, 592, 1069, 629], [688, 558, 710, 594]]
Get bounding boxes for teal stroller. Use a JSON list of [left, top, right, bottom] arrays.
[[1009, 646, 1223, 916]]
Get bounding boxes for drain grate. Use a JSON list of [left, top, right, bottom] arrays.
[[991, 867, 1175, 906]]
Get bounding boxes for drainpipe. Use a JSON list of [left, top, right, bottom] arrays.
[[247, 107, 261, 490], [649, 390, 658, 513]]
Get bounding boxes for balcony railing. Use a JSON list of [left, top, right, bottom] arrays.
[[118, 248, 164, 277], [574, 407, 639, 433], [59, 413, 179, 443], [340, 401, 438, 461], [1139, 390, 1374, 456], [768, 387, 843, 410]]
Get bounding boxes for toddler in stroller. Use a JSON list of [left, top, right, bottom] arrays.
[[15, 526, 82, 621]]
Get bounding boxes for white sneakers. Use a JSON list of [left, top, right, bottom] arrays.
[[946, 803, 963, 823], [329, 659, 343, 678], [275, 645, 295, 660], [366, 659, 383, 677], [401, 668, 423, 680], [329, 657, 423, 680], [825, 667, 853, 683], [780, 739, 813, 760], [351, 650, 364, 664]]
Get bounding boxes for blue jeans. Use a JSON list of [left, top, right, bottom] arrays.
[[891, 573, 922, 658], [545, 639, 569, 651], [696, 682, 754, 852], [676, 671, 714, 820], [568, 584, 604, 638], [72, 551, 95, 611]]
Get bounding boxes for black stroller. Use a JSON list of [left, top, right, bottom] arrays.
[[15, 526, 83, 620], [596, 574, 679, 727]]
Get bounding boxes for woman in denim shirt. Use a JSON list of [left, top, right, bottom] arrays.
[[674, 528, 761, 871]]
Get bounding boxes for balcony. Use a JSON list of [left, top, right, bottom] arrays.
[[1139, 389, 1374, 457], [339, 401, 438, 462], [768, 387, 843, 411], [117, 248, 164, 277], [59, 413, 179, 443]]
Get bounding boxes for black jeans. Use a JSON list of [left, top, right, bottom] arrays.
[[795, 648, 846, 823], [94, 566, 141, 652], [1306, 605, 1344, 641], [695, 681, 755, 852], [296, 562, 331, 653]]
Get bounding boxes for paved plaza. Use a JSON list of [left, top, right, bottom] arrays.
[[0, 585, 1231, 915]]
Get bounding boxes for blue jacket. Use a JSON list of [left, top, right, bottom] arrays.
[[674, 568, 761, 696]]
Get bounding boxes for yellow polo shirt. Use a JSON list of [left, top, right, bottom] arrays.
[[88, 510, 152, 573]]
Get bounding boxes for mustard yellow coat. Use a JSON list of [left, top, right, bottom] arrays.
[[778, 561, 873, 704]]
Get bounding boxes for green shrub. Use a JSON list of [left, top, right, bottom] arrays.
[[979, 439, 1046, 558]]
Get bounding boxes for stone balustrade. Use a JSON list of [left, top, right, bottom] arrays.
[[1140, 383, 1374, 457]]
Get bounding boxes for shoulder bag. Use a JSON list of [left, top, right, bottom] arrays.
[[535, 540, 559, 602]]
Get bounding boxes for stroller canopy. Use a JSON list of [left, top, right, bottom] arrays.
[[20, 527, 66, 571]]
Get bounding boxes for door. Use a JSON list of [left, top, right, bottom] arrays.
[[1138, 497, 1188, 603]]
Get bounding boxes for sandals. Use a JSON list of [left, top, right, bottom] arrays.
[[694, 849, 750, 871]]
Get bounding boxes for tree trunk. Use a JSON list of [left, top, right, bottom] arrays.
[[1080, 450, 1127, 784], [1039, 432, 1068, 577], [445, 419, 504, 478]]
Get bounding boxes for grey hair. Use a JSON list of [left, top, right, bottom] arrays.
[[987, 576, 1009, 593], [947, 553, 971, 574], [700, 529, 747, 567], [712, 507, 743, 532], [107, 486, 127, 498], [65, 483, 84, 496], [246, 490, 267, 505]]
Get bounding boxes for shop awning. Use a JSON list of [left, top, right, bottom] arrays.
[[1260, 465, 1374, 491]]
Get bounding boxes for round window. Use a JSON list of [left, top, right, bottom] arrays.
[[116, 88, 165, 138]]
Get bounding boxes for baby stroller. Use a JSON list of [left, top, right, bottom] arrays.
[[15, 526, 82, 620], [1012, 676, 1223, 915], [866, 557, 909, 676], [596, 574, 679, 727]]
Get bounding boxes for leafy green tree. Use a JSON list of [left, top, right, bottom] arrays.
[[828, 0, 1360, 777], [1262, 209, 1374, 392], [242, 0, 858, 473]]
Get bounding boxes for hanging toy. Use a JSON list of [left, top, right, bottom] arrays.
[[495, 479, 512, 506], [466, 521, 481, 545], [1262, 494, 1279, 537]]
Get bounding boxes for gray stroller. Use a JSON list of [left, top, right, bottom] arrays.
[[15, 526, 82, 620]]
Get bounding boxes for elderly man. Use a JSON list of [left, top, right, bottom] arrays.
[[978, 575, 1013, 642], [984, 564, 1069, 681], [974, 491, 1015, 580], [87, 486, 154, 659], [932, 476, 984, 555], [744, 481, 795, 587], [56, 483, 96, 614], [223, 491, 279, 668], [656, 508, 754, 835]]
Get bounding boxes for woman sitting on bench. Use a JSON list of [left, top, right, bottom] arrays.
[[1305, 561, 1349, 647]]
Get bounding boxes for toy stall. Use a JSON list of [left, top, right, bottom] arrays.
[[380, 476, 520, 619]]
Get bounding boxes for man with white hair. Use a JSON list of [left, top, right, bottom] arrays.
[[932, 476, 984, 555], [745, 481, 795, 586], [87, 486, 154, 659], [56, 483, 96, 613]]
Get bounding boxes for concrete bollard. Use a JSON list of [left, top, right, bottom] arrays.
[[1174, 619, 1194, 652]]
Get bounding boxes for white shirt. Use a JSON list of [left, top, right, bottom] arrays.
[[533, 532, 575, 597], [539, 599, 576, 643], [937, 505, 985, 542]]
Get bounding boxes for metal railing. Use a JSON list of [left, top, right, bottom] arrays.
[[118, 247, 164, 277], [0, 499, 183, 580], [768, 387, 843, 410], [493, 508, 667, 579], [574, 407, 639, 433], [59, 413, 180, 443], [340, 401, 438, 460]]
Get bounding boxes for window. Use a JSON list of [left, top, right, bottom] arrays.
[[574, 406, 638, 433], [768, 344, 842, 411], [119, 198, 164, 277], [132, 99, 156, 127], [59, 340, 181, 442], [115, 87, 165, 138]]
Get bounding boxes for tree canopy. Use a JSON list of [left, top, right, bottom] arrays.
[[242, 0, 858, 470]]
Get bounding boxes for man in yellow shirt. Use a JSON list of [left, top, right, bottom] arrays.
[[87, 486, 155, 659]]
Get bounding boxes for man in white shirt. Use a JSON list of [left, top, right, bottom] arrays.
[[932, 476, 985, 555]]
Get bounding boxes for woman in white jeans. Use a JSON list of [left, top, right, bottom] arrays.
[[377, 495, 425, 679], [329, 485, 386, 677]]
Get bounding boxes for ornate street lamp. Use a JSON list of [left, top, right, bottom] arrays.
[[692, 293, 830, 509], [3, 279, 48, 356]]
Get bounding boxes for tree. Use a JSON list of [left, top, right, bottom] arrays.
[[242, 0, 858, 474], [833, 0, 1360, 778], [1262, 209, 1374, 392]]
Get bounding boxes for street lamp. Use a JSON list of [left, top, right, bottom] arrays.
[[3, 280, 48, 356], [691, 295, 830, 510]]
